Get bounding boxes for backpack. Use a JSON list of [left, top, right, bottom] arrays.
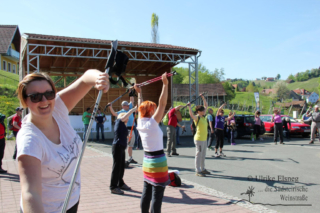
[[191, 116, 200, 136], [162, 113, 169, 126], [8, 118, 14, 131], [168, 172, 181, 187]]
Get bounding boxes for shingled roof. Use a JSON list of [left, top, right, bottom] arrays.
[[0, 25, 20, 54], [173, 83, 227, 96], [24, 33, 199, 52]]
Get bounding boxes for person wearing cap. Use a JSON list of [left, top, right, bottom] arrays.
[[82, 107, 92, 140], [271, 108, 284, 145], [302, 105, 320, 144], [12, 107, 23, 159], [0, 113, 7, 173], [109, 96, 138, 164], [302, 106, 312, 121]]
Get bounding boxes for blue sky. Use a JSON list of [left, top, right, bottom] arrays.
[[3, 0, 320, 80]]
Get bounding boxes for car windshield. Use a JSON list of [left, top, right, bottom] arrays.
[[260, 116, 272, 122], [245, 116, 255, 123], [287, 116, 299, 123]]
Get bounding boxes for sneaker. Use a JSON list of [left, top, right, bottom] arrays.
[[260, 138, 264, 141], [120, 184, 131, 191], [231, 143, 236, 145], [172, 153, 179, 156], [111, 188, 124, 195], [207, 147, 213, 151], [309, 141, 314, 144], [0, 168, 7, 173], [213, 152, 220, 157], [280, 142, 285, 145], [202, 169, 211, 175], [195, 172, 206, 177], [219, 152, 226, 157], [129, 158, 138, 164]]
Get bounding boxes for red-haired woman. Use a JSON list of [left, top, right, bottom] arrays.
[[16, 70, 109, 213], [135, 73, 170, 213]]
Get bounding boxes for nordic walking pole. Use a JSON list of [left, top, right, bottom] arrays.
[[61, 40, 118, 213]]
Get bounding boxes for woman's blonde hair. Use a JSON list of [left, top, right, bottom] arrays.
[[117, 112, 127, 119], [17, 72, 57, 108]]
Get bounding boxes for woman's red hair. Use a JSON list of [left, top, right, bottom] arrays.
[[139, 101, 157, 118]]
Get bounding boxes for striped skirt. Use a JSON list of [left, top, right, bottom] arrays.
[[143, 150, 170, 187]]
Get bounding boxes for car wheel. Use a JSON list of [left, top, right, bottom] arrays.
[[302, 133, 310, 138]]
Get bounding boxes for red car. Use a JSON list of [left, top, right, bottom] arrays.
[[260, 115, 311, 137]]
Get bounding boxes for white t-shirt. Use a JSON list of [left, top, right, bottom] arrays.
[[17, 93, 82, 213], [137, 116, 163, 152]]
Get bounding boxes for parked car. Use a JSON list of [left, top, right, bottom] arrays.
[[224, 115, 266, 139], [260, 115, 311, 137]]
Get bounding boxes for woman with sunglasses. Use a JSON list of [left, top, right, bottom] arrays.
[[16, 70, 109, 213], [187, 94, 210, 177], [214, 103, 235, 157]]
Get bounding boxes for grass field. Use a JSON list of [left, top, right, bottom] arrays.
[[254, 80, 277, 89], [286, 78, 319, 92], [229, 92, 273, 114]]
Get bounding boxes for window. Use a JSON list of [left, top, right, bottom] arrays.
[[13, 65, 16, 74], [2, 61, 6, 71], [8, 63, 11, 72]]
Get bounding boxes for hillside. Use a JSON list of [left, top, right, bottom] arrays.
[[286, 78, 319, 92], [0, 70, 20, 123], [229, 92, 273, 114]]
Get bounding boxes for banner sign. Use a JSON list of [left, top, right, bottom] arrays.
[[254, 92, 260, 111], [69, 115, 112, 133]]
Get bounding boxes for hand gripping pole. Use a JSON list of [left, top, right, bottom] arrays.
[[61, 40, 118, 213]]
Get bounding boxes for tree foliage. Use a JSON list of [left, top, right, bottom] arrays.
[[222, 82, 236, 101], [246, 82, 258, 92], [276, 74, 281, 80], [288, 68, 320, 82], [151, 13, 159, 43], [271, 81, 290, 101]]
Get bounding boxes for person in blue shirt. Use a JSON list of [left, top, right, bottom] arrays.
[[109, 96, 138, 164], [206, 108, 215, 150]]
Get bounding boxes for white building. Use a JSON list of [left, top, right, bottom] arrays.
[[306, 92, 319, 104]]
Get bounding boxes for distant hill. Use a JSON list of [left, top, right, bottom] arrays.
[[286, 78, 319, 93]]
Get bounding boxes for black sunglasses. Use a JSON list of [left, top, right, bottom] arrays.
[[27, 91, 56, 103]]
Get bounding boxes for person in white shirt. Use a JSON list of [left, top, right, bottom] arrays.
[[16, 70, 109, 213], [135, 73, 170, 213]]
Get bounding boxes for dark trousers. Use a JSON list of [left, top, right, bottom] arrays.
[[96, 123, 104, 141], [141, 181, 165, 213], [284, 127, 290, 139], [134, 126, 142, 149], [110, 144, 126, 190], [254, 125, 261, 139], [13, 131, 18, 159], [0, 138, 5, 169], [274, 123, 283, 142], [207, 131, 215, 148], [230, 130, 235, 143], [176, 126, 180, 145], [215, 129, 224, 149]]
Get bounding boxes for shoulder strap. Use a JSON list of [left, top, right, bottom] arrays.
[[196, 116, 200, 126]]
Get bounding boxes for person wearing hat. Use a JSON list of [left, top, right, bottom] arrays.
[[109, 96, 138, 164], [271, 108, 284, 145], [12, 107, 23, 159], [0, 113, 7, 173], [302, 105, 320, 144]]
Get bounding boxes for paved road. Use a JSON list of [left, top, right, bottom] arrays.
[[88, 135, 320, 213]]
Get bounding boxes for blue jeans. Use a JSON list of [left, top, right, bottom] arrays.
[[83, 124, 92, 140], [96, 123, 104, 141], [176, 126, 180, 145]]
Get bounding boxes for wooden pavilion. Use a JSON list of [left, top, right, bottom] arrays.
[[18, 33, 201, 114]]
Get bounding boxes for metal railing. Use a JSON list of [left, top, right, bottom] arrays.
[[8, 48, 20, 59]]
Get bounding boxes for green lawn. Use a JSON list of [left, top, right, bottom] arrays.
[[286, 78, 319, 92], [0, 70, 19, 92], [229, 92, 273, 114], [253, 80, 277, 89]]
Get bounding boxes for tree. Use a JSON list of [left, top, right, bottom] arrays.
[[222, 82, 236, 101], [246, 82, 258, 92], [172, 67, 188, 84], [151, 13, 159, 43], [276, 74, 281, 80], [181, 63, 220, 84], [271, 81, 290, 101], [287, 74, 295, 81], [212, 68, 225, 82]]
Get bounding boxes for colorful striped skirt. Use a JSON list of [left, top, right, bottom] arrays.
[[142, 150, 170, 187]]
